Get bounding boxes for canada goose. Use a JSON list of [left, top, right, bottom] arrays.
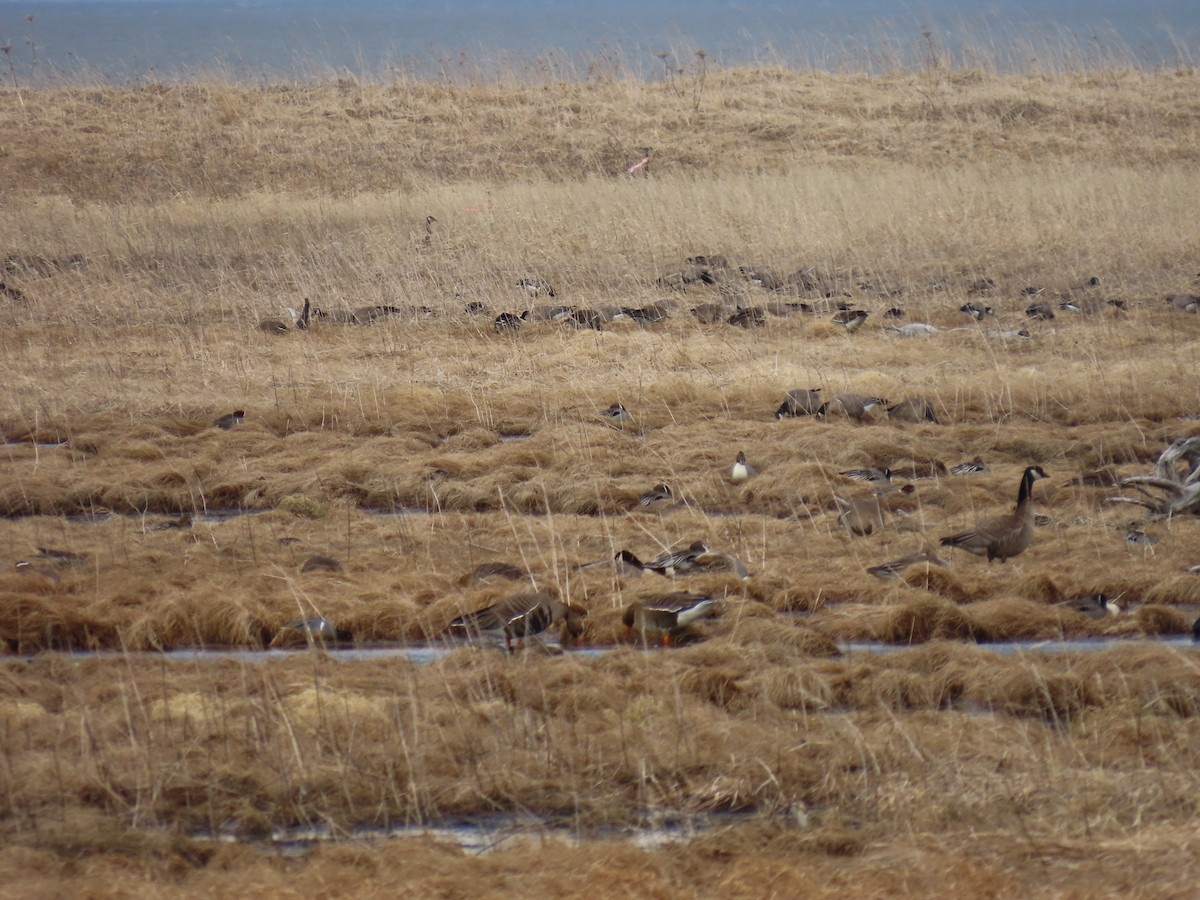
[[832, 309, 868, 332], [642, 540, 710, 576], [950, 457, 989, 475], [493, 310, 529, 333], [300, 555, 343, 574], [257, 298, 310, 334], [616, 304, 669, 324], [775, 388, 822, 419], [638, 483, 674, 507], [600, 402, 632, 425], [1166, 294, 1199, 314], [447, 591, 586, 651], [817, 393, 887, 422], [459, 561, 527, 584], [573, 549, 646, 578], [1025, 302, 1055, 320], [839, 466, 892, 484], [891, 322, 938, 337], [887, 398, 939, 424], [939, 465, 1048, 562], [834, 484, 915, 537], [959, 302, 995, 320], [623, 593, 720, 646], [272, 617, 352, 646], [1060, 593, 1121, 619], [727, 307, 766, 328], [213, 410, 245, 430], [730, 451, 757, 483], [866, 551, 948, 581], [518, 277, 556, 298], [34, 547, 86, 565]]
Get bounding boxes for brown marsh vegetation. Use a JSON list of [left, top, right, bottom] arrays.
[[2, 59, 1200, 895]]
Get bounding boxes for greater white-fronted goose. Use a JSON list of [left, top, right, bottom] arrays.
[[939, 465, 1047, 562], [834, 484, 914, 536], [730, 451, 757, 483], [447, 591, 587, 651], [775, 388, 822, 419], [817, 393, 887, 422], [691, 551, 751, 579], [887, 398, 939, 424], [623, 593, 720, 646]]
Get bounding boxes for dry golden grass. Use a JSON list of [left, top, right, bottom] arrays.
[[2, 63, 1200, 894]]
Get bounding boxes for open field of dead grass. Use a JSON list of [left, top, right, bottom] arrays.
[[2, 66, 1200, 894]]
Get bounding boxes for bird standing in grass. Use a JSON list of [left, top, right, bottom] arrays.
[[940, 466, 1047, 563], [213, 410, 245, 430], [730, 451, 757, 483], [623, 593, 720, 646], [447, 591, 587, 652]]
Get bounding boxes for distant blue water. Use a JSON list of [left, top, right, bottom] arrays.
[[0, 0, 1195, 82]]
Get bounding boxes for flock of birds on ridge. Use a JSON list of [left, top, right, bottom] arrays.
[[8, 253, 1200, 654]]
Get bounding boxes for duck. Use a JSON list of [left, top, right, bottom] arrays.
[[730, 451, 757, 483], [600, 402, 633, 425], [518, 277, 556, 298], [641, 541, 710, 576], [774, 388, 822, 419], [446, 591, 587, 652], [839, 466, 892, 484], [1060, 593, 1121, 619], [950, 456, 989, 475], [889, 460, 948, 480], [573, 549, 646, 578], [939, 465, 1048, 562], [887, 398, 939, 424], [1166, 294, 1198, 314], [959, 302, 995, 320], [300, 555, 343, 574], [817, 393, 887, 422], [623, 594, 720, 646], [493, 310, 529, 333], [1025, 302, 1056, 321], [866, 551, 949, 581], [831, 309, 868, 332], [213, 410, 245, 430], [638, 483, 674, 507], [834, 484, 915, 537]]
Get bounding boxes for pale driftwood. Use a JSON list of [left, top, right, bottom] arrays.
[[1107, 438, 1200, 519]]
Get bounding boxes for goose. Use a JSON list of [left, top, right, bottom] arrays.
[[939, 465, 1048, 562], [459, 561, 527, 584], [493, 310, 529, 333], [1060, 297, 1126, 315], [447, 591, 587, 651], [616, 304, 669, 324], [866, 551, 948, 581], [464, 301, 490, 316], [559, 307, 604, 330], [638, 483, 674, 507], [690, 303, 726, 323], [891, 322, 937, 337], [213, 410, 245, 430], [959, 302, 995, 320], [300, 555, 343, 574], [573, 549, 646, 578], [641, 540, 710, 576], [600, 402, 633, 425], [730, 451, 757, 483], [727, 307, 766, 328], [817, 393, 887, 422], [690, 551, 751, 579], [774, 388, 822, 419], [623, 593, 720, 646], [831, 309, 868, 332], [950, 456, 989, 475], [887, 398, 939, 424], [258, 318, 290, 335], [839, 466, 891, 484], [1166, 294, 1198, 314], [834, 484, 915, 536]]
